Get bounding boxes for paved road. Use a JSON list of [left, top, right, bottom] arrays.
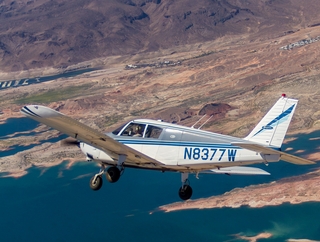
[[0, 68, 96, 91]]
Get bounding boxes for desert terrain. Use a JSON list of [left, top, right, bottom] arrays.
[[1, 24, 320, 176], [1, 0, 320, 72]]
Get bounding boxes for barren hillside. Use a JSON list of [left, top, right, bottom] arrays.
[[1, 0, 320, 71]]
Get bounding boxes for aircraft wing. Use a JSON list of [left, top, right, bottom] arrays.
[[232, 142, 316, 165], [21, 105, 165, 169]]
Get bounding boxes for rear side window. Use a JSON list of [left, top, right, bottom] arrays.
[[145, 125, 163, 139]]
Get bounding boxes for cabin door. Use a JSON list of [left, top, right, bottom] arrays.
[[155, 128, 182, 165]]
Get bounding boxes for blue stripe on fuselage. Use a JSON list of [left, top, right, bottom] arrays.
[[116, 139, 240, 149], [115, 139, 281, 151]]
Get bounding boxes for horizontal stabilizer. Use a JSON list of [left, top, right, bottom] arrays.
[[232, 142, 315, 165], [202, 166, 270, 175]]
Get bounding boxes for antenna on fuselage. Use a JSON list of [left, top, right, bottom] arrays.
[[191, 114, 206, 128], [198, 115, 213, 130]]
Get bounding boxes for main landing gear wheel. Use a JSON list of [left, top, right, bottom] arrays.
[[89, 175, 103, 191], [179, 173, 192, 200], [178, 185, 193, 200], [106, 166, 121, 183]]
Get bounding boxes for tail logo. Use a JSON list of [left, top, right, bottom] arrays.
[[261, 125, 273, 130], [253, 104, 295, 137]]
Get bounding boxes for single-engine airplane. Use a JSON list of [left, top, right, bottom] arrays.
[[21, 94, 315, 200]]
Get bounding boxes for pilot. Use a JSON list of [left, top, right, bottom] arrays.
[[133, 125, 143, 137]]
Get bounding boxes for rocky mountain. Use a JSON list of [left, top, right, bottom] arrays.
[[0, 0, 320, 71]]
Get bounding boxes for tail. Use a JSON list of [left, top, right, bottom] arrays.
[[244, 94, 298, 148]]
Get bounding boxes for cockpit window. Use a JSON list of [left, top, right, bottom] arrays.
[[121, 123, 146, 137], [145, 125, 163, 139], [114, 122, 163, 138], [112, 123, 127, 135]]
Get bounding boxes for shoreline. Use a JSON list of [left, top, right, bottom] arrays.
[[0, 157, 84, 178], [0, 140, 84, 178], [1, 109, 320, 210], [159, 158, 320, 212], [0, 112, 24, 124]]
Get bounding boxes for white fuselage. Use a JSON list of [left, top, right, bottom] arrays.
[[80, 133, 279, 169], [79, 118, 281, 169]]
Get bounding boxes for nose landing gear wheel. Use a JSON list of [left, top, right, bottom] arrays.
[[106, 166, 121, 183], [178, 185, 193, 200], [90, 175, 103, 191]]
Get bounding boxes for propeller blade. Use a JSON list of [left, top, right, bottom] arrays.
[[60, 137, 79, 147]]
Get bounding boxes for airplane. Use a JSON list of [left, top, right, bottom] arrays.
[[21, 94, 315, 200]]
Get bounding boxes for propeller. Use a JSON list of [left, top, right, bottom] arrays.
[[60, 137, 80, 147]]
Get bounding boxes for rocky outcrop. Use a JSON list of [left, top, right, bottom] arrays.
[[199, 103, 232, 116]]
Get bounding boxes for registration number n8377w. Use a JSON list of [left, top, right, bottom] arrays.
[[183, 147, 237, 161]]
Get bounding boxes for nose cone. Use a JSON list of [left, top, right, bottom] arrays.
[[60, 138, 80, 148]]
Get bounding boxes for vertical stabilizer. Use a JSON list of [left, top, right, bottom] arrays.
[[244, 95, 298, 148]]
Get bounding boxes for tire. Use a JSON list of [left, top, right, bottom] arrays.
[[106, 166, 121, 183], [178, 185, 193, 200], [89, 175, 103, 191]]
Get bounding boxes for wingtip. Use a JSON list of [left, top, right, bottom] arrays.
[[21, 105, 41, 118], [21, 105, 60, 118]]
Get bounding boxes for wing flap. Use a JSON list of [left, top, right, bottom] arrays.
[[232, 142, 315, 165], [202, 166, 270, 175]]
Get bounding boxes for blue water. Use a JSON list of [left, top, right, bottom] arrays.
[[0, 117, 38, 137], [0, 117, 66, 156], [1, 118, 320, 241]]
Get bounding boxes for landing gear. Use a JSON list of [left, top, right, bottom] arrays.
[[178, 173, 193, 200], [106, 166, 121, 183], [179, 185, 193, 200], [89, 155, 126, 191], [89, 175, 103, 191]]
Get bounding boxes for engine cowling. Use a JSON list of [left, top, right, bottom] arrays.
[[79, 142, 115, 163]]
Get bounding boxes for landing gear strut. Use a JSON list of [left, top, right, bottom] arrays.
[[178, 173, 193, 200]]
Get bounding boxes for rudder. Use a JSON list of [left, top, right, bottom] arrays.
[[244, 95, 298, 148]]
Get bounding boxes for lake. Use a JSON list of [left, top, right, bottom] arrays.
[[0, 118, 320, 241]]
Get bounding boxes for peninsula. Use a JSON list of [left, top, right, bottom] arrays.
[[159, 152, 320, 212]]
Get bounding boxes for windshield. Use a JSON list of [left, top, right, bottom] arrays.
[[112, 122, 163, 138], [121, 123, 146, 137], [112, 123, 127, 135]]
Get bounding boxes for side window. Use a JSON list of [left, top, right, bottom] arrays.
[[121, 123, 146, 137], [145, 125, 163, 139]]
